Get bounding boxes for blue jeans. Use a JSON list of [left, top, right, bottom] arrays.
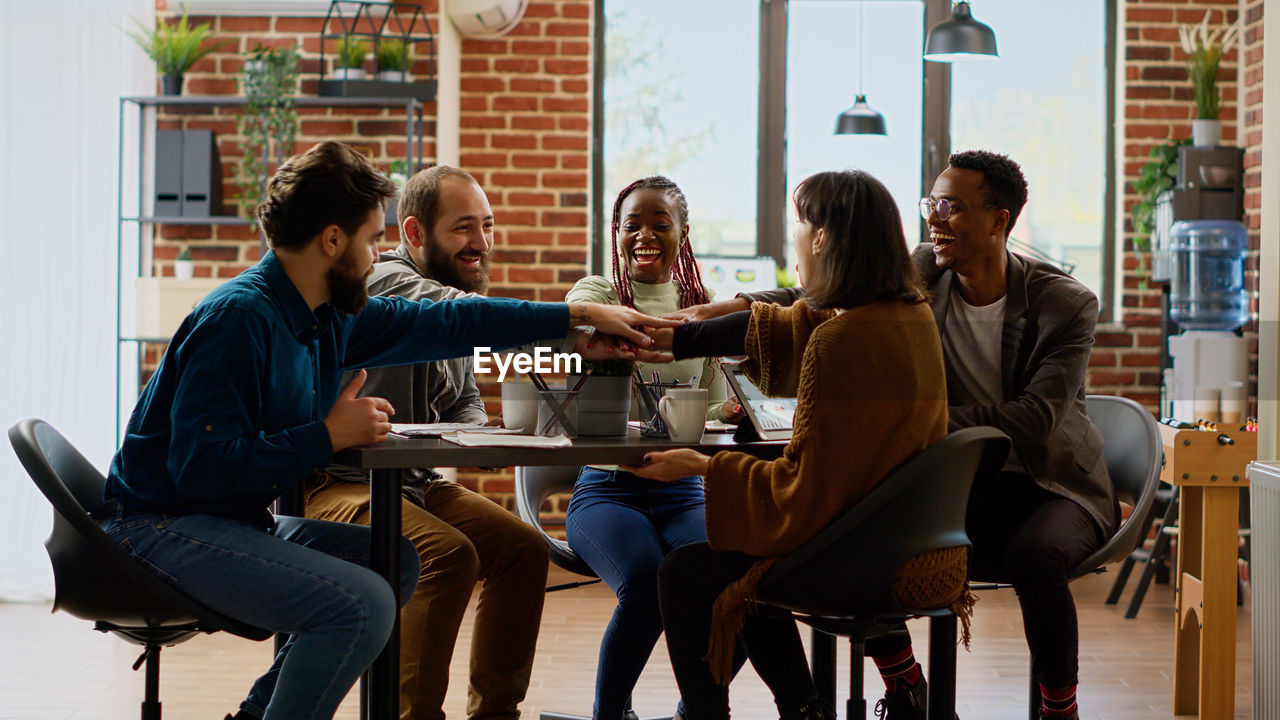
[[101, 511, 419, 720], [565, 468, 707, 720]]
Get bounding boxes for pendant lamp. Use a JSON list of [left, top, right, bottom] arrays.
[[924, 1, 998, 62], [834, 1, 887, 136]]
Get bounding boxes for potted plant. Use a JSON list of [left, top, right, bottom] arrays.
[[1130, 138, 1190, 280], [333, 37, 369, 81], [126, 9, 228, 96], [236, 44, 300, 220], [376, 39, 410, 82], [1178, 11, 1241, 148], [173, 247, 195, 280], [568, 359, 635, 436]]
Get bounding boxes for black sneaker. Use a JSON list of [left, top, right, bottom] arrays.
[[1039, 712, 1080, 720], [873, 678, 960, 720], [779, 695, 836, 720]]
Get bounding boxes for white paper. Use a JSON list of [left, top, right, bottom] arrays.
[[391, 423, 518, 438], [442, 432, 573, 448]]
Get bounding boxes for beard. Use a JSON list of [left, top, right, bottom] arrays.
[[327, 247, 370, 314], [424, 240, 491, 294]]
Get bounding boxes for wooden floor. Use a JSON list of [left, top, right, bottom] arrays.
[[0, 569, 1251, 719]]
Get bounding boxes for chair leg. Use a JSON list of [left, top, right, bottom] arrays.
[[1104, 555, 1136, 605], [926, 615, 956, 720], [140, 643, 161, 720], [1125, 487, 1180, 619], [811, 627, 838, 711], [848, 635, 866, 720], [1027, 674, 1040, 720]]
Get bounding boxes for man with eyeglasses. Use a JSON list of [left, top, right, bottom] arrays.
[[667, 151, 1114, 720]]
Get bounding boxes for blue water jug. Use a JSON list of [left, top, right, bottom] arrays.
[[1169, 220, 1249, 331]]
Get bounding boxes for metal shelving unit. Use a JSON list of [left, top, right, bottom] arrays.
[[115, 94, 427, 440]]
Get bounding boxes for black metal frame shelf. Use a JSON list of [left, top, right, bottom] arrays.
[[318, 0, 437, 101], [115, 93, 428, 441]]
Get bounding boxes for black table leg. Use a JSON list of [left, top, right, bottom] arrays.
[[927, 615, 957, 720], [810, 626, 838, 709], [369, 469, 401, 720]]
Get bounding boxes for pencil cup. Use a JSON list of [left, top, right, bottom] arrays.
[[536, 390, 579, 438]]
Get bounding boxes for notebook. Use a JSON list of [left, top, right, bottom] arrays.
[[721, 362, 796, 442]]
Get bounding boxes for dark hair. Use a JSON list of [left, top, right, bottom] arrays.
[[793, 170, 925, 309], [257, 141, 397, 250], [398, 165, 478, 236], [609, 175, 709, 309], [947, 150, 1029, 237]]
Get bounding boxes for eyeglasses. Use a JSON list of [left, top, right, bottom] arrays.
[[919, 197, 998, 221]]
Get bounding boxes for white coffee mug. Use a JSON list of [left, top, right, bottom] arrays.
[[658, 388, 707, 443], [501, 381, 540, 435]]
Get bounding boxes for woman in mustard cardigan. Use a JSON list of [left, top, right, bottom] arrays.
[[625, 170, 951, 720]]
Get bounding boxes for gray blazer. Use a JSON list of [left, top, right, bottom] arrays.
[[744, 245, 1118, 534]]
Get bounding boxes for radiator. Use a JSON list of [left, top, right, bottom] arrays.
[[1247, 461, 1280, 719]]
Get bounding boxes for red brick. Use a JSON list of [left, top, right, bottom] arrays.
[[275, 17, 326, 32], [562, 156, 588, 169], [462, 77, 506, 92], [562, 4, 591, 19], [547, 22, 590, 37], [495, 58, 541, 73], [300, 120, 355, 135], [511, 78, 557, 93], [512, 154, 558, 168], [543, 210, 586, 226], [463, 39, 509, 54], [507, 230, 556, 245], [513, 115, 557, 130], [560, 79, 589, 93], [510, 267, 556, 283], [561, 41, 590, 56], [544, 172, 587, 188], [494, 96, 539, 112], [460, 153, 510, 168], [545, 59, 589, 75], [185, 77, 238, 95], [542, 249, 587, 264], [493, 249, 538, 264], [1127, 7, 1172, 23], [357, 120, 412, 136], [218, 16, 270, 31], [513, 40, 558, 55], [462, 115, 508, 129], [508, 192, 557, 206], [559, 116, 589, 131], [491, 172, 539, 187], [557, 268, 587, 284], [544, 97, 589, 113], [461, 58, 490, 73], [503, 210, 540, 226], [1089, 371, 1137, 386], [1126, 46, 1170, 61], [543, 135, 587, 151], [492, 134, 538, 149]]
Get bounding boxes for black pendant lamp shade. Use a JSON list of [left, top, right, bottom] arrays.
[[924, 1, 998, 62], [835, 94, 887, 135]]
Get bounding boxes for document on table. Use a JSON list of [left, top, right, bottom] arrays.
[[442, 432, 573, 448], [391, 423, 519, 438], [626, 420, 738, 433]]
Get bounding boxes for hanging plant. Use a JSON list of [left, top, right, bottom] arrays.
[[236, 44, 301, 221], [1130, 138, 1190, 278]]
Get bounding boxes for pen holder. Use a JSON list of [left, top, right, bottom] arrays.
[[536, 389, 579, 438], [633, 380, 687, 438]]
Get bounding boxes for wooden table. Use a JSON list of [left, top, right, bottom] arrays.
[[1161, 424, 1255, 719], [334, 430, 785, 720]]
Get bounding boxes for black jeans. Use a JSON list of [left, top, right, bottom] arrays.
[[657, 542, 816, 720], [865, 471, 1106, 688]]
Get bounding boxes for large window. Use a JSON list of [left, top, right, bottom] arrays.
[[950, 0, 1111, 301], [785, 0, 924, 279], [600, 0, 760, 259]]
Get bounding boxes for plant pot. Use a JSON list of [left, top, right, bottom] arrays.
[[332, 67, 367, 81], [567, 374, 632, 436], [160, 74, 184, 96], [1192, 119, 1221, 148], [378, 70, 408, 82], [173, 260, 195, 280]]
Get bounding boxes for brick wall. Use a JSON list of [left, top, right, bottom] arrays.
[[1090, 0, 1251, 414], [145, 0, 594, 510]]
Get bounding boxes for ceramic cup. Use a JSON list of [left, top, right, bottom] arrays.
[[501, 381, 540, 435], [658, 388, 707, 443]]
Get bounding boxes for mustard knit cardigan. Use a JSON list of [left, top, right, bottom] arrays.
[[701, 299, 949, 681]]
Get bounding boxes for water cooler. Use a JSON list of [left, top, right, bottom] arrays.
[[1165, 219, 1250, 422]]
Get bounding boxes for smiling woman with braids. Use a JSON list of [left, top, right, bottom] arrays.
[[563, 176, 738, 720]]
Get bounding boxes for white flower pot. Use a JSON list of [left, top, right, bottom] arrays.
[[174, 260, 195, 281], [1192, 119, 1222, 148], [332, 67, 367, 81], [378, 70, 407, 82]]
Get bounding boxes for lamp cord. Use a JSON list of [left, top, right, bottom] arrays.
[[858, 0, 865, 93]]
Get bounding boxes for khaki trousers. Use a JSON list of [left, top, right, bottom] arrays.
[[305, 474, 549, 720]]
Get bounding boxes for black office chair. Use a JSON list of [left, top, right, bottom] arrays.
[[755, 427, 1013, 720], [971, 395, 1164, 720], [8, 418, 272, 720], [514, 465, 671, 720]]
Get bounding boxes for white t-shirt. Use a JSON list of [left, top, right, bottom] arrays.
[[942, 284, 1006, 407]]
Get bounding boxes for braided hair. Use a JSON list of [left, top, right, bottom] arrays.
[[608, 176, 710, 310]]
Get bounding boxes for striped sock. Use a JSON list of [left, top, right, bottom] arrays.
[[1039, 683, 1078, 718], [872, 646, 923, 691]]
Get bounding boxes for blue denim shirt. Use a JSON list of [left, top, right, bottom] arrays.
[[106, 250, 568, 525]]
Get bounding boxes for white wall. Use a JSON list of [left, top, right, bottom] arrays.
[[0, 0, 153, 600]]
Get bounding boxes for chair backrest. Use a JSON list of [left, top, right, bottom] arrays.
[[8, 418, 271, 640], [513, 465, 598, 578], [1072, 395, 1164, 574], [758, 427, 1011, 618]]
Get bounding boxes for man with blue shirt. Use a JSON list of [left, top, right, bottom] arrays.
[[101, 141, 673, 720]]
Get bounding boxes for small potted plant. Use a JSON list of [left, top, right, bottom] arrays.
[[376, 39, 410, 82], [1178, 11, 1241, 147], [568, 359, 635, 436], [173, 247, 195, 280], [126, 9, 228, 96], [332, 37, 369, 81]]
